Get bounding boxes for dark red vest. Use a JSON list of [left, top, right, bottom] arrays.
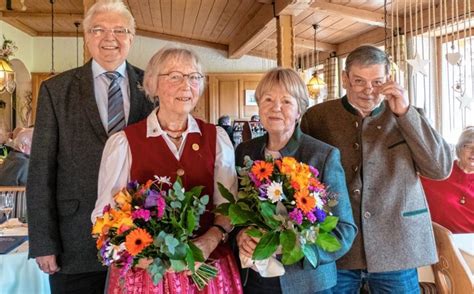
[[124, 118, 216, 233]]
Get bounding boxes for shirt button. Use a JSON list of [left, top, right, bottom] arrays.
[[353, 189, 361, 196], [352, 165, 359, 172], [354, 121, 359, 128], [177, 169, 185, 176], [353, 142, 360, 150], [364, 211, 371, 219], [377, 125, 382, 130]]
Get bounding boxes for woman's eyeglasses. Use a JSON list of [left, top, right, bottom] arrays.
[[159, 71, 204, 86], [88, 27, 131, 38]]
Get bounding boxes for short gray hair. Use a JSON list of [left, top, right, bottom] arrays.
[[345, 45, 390, 74], [456, 126, 474, 158], [255, 67, 309, 116], [143, 46, 205, 102], [83, 0, 136, 35]]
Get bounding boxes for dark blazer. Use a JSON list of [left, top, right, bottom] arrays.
[[235, 126, 357, 293], [301, 96, 453, 272], [26, 60, 154, 274]]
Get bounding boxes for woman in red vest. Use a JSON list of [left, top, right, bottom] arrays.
[[92, 47, 242, 293], [421, 126, 474, 233]]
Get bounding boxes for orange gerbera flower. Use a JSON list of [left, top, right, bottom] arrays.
[[125, 228, 153, 256], [251, 161, 274, 181], [295, 189, 316, 214]]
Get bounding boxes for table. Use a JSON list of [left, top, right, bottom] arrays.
[[418, 233, 474, 282], [0, 219, 50, 294]]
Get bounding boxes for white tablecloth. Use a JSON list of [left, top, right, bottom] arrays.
[[0, 219, 50, 294], [418, 233, 474, 282]]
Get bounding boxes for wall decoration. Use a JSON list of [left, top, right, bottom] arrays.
[[245, 89, 257, 106]]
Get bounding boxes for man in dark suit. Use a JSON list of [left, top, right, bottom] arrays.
[[26, 1, 153, 293]]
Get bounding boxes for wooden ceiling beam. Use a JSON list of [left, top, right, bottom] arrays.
[[229, 0, 313, 59], [336, 27, 386, 56], [0, 17, 37, 36], [294, 36, 336, 52], [311, 0, 401, 28], [0, 11, 83, 19], [136, 29, 228, 52]]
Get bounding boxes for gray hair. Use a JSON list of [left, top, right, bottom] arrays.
[[143, 46, 205, 102], [83, 0, 136, 35], [456, 126, 474, 158], [255, 67, 309, 116], [345, 45, 390, 74]]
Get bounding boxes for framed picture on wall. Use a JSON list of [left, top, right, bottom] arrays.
[[244, 89, 257, 106]]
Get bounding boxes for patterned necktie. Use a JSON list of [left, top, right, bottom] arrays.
[[105, 71, 125, 136]]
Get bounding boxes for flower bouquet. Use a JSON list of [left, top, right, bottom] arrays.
[[92, 176, 218, 290], [216, 156, 340, 276]]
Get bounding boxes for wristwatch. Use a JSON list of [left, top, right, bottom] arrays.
[[212, 224, 229, 243]]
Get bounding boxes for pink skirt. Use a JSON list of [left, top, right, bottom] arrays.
[[107, 245, 243, 294]]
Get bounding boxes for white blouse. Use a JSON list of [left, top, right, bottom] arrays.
[[91, 108, 237, 222]]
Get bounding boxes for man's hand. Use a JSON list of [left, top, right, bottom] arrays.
[[236, 228, 259, 258], [380, 79, 409, 116], [36, 255, 60, 275]]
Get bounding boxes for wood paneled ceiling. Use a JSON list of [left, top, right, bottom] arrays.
[[0, 0, 469, 61]]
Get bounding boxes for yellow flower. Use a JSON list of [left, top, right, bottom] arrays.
[[113, 189, 132, 211]]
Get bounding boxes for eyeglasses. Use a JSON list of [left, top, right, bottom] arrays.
[[158, 71, 204, 86], [346, 74, 387, 92], [88, 27, 131, 38], [462, 144, 474, 152]]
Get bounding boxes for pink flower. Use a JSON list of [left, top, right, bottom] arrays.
[[306, 211, 317, 223], [157, 196, 166, 218], [132, 209, 151, 221], [289, 208, 303, 225]]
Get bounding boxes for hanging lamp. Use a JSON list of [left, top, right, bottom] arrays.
[[0, 58, 15, 94], [306, 24, 325, 99]]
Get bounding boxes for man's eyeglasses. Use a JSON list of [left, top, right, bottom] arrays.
[[158, 71, 204, 86], [346, 74, 387, 92], [88, 27, 131, 38]]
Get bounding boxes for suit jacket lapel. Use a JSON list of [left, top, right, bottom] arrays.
[[80, 60, 108, 143], [126, 62, 147, 123]]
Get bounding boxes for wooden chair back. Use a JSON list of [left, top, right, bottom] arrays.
[[0, 186, 27, 219], [432, 222, 474, 294]]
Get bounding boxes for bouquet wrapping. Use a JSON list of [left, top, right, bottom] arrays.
[[92, 176, 218, 290], [216, 156, 341, 277]]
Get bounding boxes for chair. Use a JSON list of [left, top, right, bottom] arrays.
[[0, 186, 27, 220], [431, 222, 474, 294]]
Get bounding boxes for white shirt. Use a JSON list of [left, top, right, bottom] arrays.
[[91, 108, 237, 222], [92, 60, 131, 129]]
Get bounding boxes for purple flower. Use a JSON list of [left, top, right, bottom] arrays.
[[157, 196, 166, 218], [144, 189, 160, 208], [306, 211, 317, 223], [315, 208, 326, 222], [248, 172, 262, 188], [102, 204, 111, 214], [309, 166, 319, 177], [132, 209, 151, 221], [289, 208, 303, 225], [258, 184, 269, 200], [127, 180, 139, 190]]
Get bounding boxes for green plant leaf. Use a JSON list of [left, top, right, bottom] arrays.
[[253, 231, 279, 260], [229, 204, 255, 225], [246, 227, 263, 238], [302, 244, 318, 268], [281, 244, 304, 265], [213, 203, 230, 215], [170, 259, 187, 272], [218, 182, 236, 204], [280, 229, 304, 265], [280, 229, 296, 253], [259, 202, 280, 229], [316, 232, 341, 252], [148, 258, 165, 285], [185, 245, 196, 273], [164, 235, 179, 255], [319, 216, 339, 232], [171, 201, 182, 209], [188, 241, 205, 262], [200, 195, 209, 205], [186, 209, 196, 233]]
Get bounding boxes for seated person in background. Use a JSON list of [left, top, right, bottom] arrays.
[[0, 129, 9, 161], [217, 115, 235, 145], [250, 114, 260, 122], [421, 126, 474, 233], [0, 128, 33, 186]]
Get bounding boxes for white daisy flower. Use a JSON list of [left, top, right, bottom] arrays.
[[311, 192, 324, 209], [266, 181, 284, 203]]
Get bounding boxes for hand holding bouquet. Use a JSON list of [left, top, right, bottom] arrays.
[[92, 176, 218, 290], [216, 156, 341, 274]]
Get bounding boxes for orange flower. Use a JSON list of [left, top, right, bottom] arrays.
[[125, 228, 153, 256], [251, 161, 274, 181], [295, 189, 316, 214], [114, 189, 132, 212]]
